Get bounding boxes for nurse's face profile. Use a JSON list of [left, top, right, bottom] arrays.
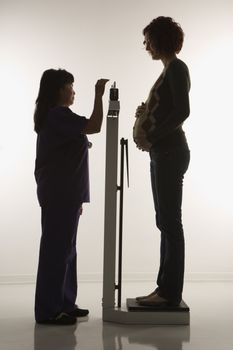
[[58, 83, 75, 107]]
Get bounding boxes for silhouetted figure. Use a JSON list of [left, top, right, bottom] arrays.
[[34, 68, 108, 325], [133, 17, 190, 307]]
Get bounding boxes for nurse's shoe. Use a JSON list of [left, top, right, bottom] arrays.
[[68, 307, 89, 317], [37, 312, 77, 325]]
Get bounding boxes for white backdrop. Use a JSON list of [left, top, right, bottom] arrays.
[[0, 0, 233, 284]]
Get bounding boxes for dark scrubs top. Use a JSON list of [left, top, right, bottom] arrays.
[[34, 106, 90, 207]]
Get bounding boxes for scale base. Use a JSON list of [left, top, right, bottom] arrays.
[[103, 299, 190, 325], [127, 298, 189, 312]]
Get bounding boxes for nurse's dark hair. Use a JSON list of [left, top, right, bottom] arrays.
[[143, 16, 184, 56], [34, 68, 74, 133]]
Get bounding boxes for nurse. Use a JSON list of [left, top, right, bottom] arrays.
[[34, 69, 108, 325]]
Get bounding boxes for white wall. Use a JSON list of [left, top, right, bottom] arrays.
[[0, 0, 233, 283]]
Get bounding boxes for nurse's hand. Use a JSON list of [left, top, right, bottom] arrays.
[[95, 79, 109, 97]]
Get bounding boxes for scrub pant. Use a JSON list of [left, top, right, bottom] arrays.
[[35, 203, 81, 322], [150, 146, 190, 305]]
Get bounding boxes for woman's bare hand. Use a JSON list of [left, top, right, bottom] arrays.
[[135, 102, 146, 118]]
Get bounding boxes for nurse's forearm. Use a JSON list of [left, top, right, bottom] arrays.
[[92, 93, 103, 130], [83, 94, 103, 134], [84, 78, 109, 134]]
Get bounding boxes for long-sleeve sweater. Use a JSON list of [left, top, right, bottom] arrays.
[[144, 58, 191, 152]]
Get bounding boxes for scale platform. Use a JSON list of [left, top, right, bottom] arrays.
[[103, 299, 190, 325], [127, 298, 189, 312]]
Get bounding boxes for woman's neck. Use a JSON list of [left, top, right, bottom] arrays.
[[161, 54, 177, 68]]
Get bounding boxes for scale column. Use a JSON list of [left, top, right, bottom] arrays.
[[102, 82, 120, 310]]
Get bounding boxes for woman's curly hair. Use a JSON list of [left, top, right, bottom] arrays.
[[143, 16, 184, 56]]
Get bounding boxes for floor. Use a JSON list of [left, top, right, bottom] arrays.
[[0, 281, 233, 350]]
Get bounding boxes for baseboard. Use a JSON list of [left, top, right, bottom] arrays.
[[0, 275, 36, 285], [123, 272, 233, 282], [0, 272, 233, 285]]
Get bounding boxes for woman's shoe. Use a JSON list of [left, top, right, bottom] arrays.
[[136, 288, 158, 302], [68, 307, 89, 317], [37, 312, 77, 325], [138, 294, 169, 307]]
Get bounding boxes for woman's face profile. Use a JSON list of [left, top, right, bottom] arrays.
[[59, 83, 75, 107], [143, 33, 160, 60]]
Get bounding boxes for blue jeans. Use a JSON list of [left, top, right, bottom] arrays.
[[150, 146, 190, 304], [35, 204, 81, 322]]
